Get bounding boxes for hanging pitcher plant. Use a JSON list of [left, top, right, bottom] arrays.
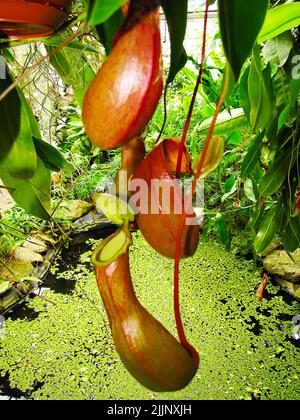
[[0, 0, 300, 392], [83, 0, 270, 391]]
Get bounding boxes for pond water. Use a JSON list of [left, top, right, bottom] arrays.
[[0, 229, 299, 400]]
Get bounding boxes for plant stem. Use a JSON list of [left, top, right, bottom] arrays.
[[175, 0, 210, 179], [172, 0, 211, 365], [173, 63, 230, 364], [156, 86, 168, 143]]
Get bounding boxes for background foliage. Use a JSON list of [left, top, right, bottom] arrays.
[[0, 0, 300, 260]]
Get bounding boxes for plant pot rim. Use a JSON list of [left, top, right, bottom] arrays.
[[0, 0, 72, 39], [0, 0, 72, 11]]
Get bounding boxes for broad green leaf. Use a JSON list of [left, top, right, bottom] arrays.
[[221, 180, 238, 203], [18, 88, 41, 138], [266, 113, 281, 151], [43, 38, 100, 54], [222, 61, 236, 100], [160, 0, 188, 84], [239, 66, 251, 121], [249, 204, 265, 230], [193, 136, 224, 178], [0, 278, 11, 294], [252, 165, 264, 185], [214, 213, 231, 251], [262, 32, 293, 68], [223, 177, 236, 193], [267, 69, 291, 140], [241, 131, 265, 179], [227, 130, 242, 146], [88, 0, 127, 26], [17, 81, 73, 172], [273, 68, 291, 111], [182, 67, 197, 83], [198, 108, 248, 136], [258, 3, 300, 43], [284, 217, 300, 252], [3, 48, 14, 64], [278, 103, 296, 130], [33, 137, 73, 172], [248, 46, 272, 131], [290, 77, 300, 101], [251, 176, 260, 201], [218, 0, 269, 81], [254, 207, 279, 254], [262, 63, 274, 104], [0, 75, 36, 179], [1, 156, 51, 220], [259, 151, 294, 197], [46, 46, 95, 107], [96, 8, 124, 54], [244, 178, 256, 203]]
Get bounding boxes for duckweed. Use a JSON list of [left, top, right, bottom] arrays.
[[0, 232, 299, 400]]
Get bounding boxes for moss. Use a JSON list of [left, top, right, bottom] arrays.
[[0, 232, 299, 400]]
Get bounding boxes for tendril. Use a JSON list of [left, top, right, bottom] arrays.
[[175, 0, 210, 179], [173, 0, 231, 362]]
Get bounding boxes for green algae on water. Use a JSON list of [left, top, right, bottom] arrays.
[[0, 232, 299, 400]]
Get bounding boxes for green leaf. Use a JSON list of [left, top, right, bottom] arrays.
[[0, 74, 37, 180], [262, 32, 293, 68], [222, 62, 236, 100], [223, 177, 236, 193], [278, 103, 296, 130], [193, 136, 224, 178], [239, 66, 251, 121], [33, 137, 73, 172], [227, 130, 242, 146], [3, 48, 14, 64], [241, 131, 265, 179], [259, 151, 294, 197], [198, 108, 248, 136], [96, 8, 124, 54], [248, 46, 272, 131], [88, 0, 127, 26], [290, 77, 300, 102], [249, 204, 265, 230], [1, 156, 51, 220], [218, 0, 269, 81], [160, 0, 188, 84], [254, 207, 279, 254], [283, 217, 300, 252], [43, 38, 100, 54], [263, 63, 274, 104], [0, 279, 11, 294], [18, 88, 41, 139], [16, 83, 73, 172], [214, 213, 231, 251], [258, 3, 300, 43], [221, 179, 238, 203], [244, 178, 256, 203], [273, 68, 291, 111], [45, 46, 95, 108], [251, 175, 260, 201]]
